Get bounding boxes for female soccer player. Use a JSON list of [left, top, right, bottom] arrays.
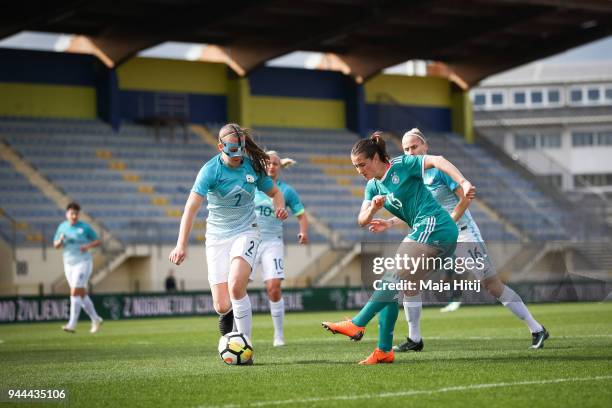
[[253, 151, 309, 346], [369, 128, 549, 350], [169, 124, 287, 342], [53, 202, 103, 333], [322, 132, 475, 364]]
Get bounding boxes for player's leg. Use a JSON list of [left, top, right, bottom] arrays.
[[483, 275, 548, 348], [467, 226, 548, 349], [365, 240, 441, 363], [261, 241, 286, 346], [440, 267, 462, 312], [227, 232, 260, 340], [63, 263, 81, 332], [358, 302, 397, 365], [74, 260, 103, 333], [394, 290, 424, 352], [207, 239, 234, 335]]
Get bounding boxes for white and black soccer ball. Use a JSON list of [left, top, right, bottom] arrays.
[[218, 331, 253, 365]]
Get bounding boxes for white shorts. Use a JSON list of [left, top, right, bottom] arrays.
[[455, 223, 497, 280], [64, 259, 93, 288], [205, 230, 260, 286], [252, 240, 285, 282]]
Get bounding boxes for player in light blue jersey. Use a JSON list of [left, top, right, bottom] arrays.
[[370, 128, 548, 350], [253, 151, 309, 346], [53, 202, 102, 334], [169, 124, 287, 345]]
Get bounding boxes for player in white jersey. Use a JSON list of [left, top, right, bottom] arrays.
[[169, 124, 287, 345], [53, 202, 103, 333], [370, 128, 549, 349], [253, 151, 309, 346]]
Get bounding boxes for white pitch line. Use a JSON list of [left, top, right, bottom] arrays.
[[283, 333, 612, 344], [199, 375, 612, 408]]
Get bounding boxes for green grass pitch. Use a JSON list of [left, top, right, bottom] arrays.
[[1, 302, 611, 407]]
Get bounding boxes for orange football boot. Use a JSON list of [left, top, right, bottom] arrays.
[[321, 319, 365, 341], [358, 348, 395, 365]]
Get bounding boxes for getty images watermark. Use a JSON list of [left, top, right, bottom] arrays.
[[371, 252, 483, 292], [359, 242, 497, 300]]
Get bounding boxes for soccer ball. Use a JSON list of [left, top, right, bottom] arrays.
[[218, 332, 253, 365]]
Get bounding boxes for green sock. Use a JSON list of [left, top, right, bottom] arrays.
[[352, 286, 398, 328], [377, 302, 399, 352]]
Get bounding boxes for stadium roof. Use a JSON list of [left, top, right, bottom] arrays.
[[2, 0, 612, 86], [480, 60, 612, 86]]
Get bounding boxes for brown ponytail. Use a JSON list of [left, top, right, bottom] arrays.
[[218, 123, 269, 174], [351, 130, 390, 164]]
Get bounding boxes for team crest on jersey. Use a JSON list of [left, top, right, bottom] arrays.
[[246, 174, 255, 183], [391, 172, 400, 184], [77, 228, 84, 234]]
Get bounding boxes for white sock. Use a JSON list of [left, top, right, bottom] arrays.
[[403, 294, 422, 342], [231, 295, 253, 340], [81, 296, 101, 322], [498, 286, 543, 333], [269, 298, 285, 340], [68, 296, 82, 328]]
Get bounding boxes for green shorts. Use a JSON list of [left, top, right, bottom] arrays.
[[407, 214, 458, 258]]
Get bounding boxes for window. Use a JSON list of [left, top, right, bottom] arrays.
[[513, 91, 526, 105], [515, 133, 536, 149], [531, 91, 543, 104], [605, 88, 612, 102], [587, 88, 600, 102], [473, 93, 486, 106], [570, 89, 583, 103], [491, 92, 504, 105], [575, 173, 612, 187], [572, 131, 594, 147], [548, 89, 560, 104], [597, 131, 612, 146], [540, 133, 561, 148]]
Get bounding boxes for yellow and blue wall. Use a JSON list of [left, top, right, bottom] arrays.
[[0, 49, 98, 119], [0, 48, 470, 138]]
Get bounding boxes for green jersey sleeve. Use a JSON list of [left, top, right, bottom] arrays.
[[364, 180, 378, 201], [401, 154, 426, 179]]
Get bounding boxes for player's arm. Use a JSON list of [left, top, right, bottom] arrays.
[[450, 186, 471, 222], [357, 195, 385, 227], [368, 216, 407, 233], [80, 239, 101, 252], [265, 185, 288, 220], [169, 192, 203, 265], [423, 155, 476, 200], [53, 233, 64, 249], [296, 212, 309, 244]]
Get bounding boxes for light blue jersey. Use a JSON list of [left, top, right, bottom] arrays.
[[192, 154, 274, 241], [255, 180, 305, 241], [54, 221, 98, 265], [422, 167, 474, 229]]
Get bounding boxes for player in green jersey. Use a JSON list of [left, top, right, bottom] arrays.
[[322, 132, 475, 364]]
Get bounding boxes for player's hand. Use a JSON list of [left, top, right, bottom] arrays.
[[371, 195, 386, 210], [275, 207, 288, 220], [298, 232, 309, 244], [59, 233, 65, 242], [461, 180, 476, 200], [169, 245, 187, 265], [368, 219, 392, 233]]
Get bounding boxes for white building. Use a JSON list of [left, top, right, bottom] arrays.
[[472, 61, 612, 194]]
